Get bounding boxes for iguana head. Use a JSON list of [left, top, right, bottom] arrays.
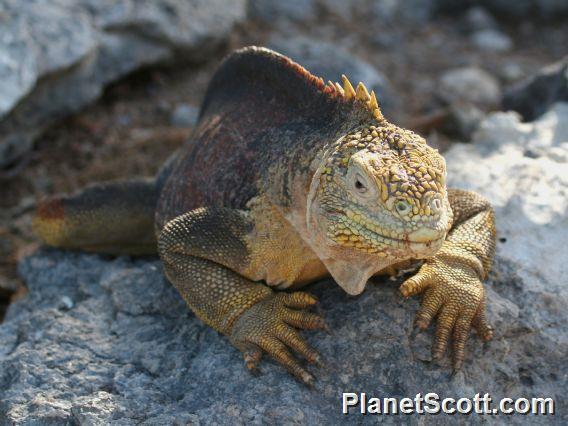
[[306, 77, 453, 294]]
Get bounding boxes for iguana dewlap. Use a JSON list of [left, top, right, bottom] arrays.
[[34, 47, 496, 385]]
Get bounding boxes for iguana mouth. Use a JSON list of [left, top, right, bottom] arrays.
[[326, 209, 444, 254]]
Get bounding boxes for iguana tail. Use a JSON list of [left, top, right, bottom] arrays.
[[33, 179, 158, 255]]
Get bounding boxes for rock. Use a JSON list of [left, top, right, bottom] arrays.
[[438, 67, 501, 108], [471, 29, 513, 53], [369, 32, 404, 49], [442, 102, 485, 141], [448, 103, 568, 289], [503, 58, 568, 121], [59, 295, 74, 310], [319, 0, 434, 25], [479, 0, 568, 20], [248, 0, 317, 23], [462, 6, 498, 32], [500, 61, 525, 83], [367, 0, 436, 24], [0, 0, 247, 168], [170, 103, 199, 128], [1, 105, 567, 422], [269, 35, 393, 111], [318, 0, 365, 21], [439, 0, 568, 20]]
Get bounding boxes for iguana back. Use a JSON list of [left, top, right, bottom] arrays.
[[156, 47, 368, 228]]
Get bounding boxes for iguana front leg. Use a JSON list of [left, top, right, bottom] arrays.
[[399, 189, 496, 369], [158, 207, 324, 385]]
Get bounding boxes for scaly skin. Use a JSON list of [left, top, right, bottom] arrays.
[[400, 189, 495, 368], [34, 47, 497, 385]]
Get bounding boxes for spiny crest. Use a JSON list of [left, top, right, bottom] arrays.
[[248, 48, 385, 122], [322, 75, 385, 122]]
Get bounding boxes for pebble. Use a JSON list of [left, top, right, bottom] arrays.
[[170, 103, 199, 128], [438, 66, 501, 107], [471, 29, 513, 53], [443, 103, 485, 141], [60, 296, 74, 310], [463, 6, 498, 32]]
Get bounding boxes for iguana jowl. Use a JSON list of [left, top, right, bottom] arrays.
[[34, 47, 496, 385]]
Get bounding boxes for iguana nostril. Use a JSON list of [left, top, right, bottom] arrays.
[[431, 198, 442, 211]]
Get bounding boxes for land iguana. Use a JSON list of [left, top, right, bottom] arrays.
[[33, 47, 496, 385]]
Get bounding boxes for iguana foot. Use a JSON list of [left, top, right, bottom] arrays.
[[229, 291, 325, 385], [399, 257, 493, 370]]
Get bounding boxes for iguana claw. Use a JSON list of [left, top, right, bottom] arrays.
[[400, 256, 493, 370], [230, 292, 324, 385]]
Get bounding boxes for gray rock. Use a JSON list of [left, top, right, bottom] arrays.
[[1, 105, 567, 423], [479, 0, 568, 19], [471, 29, 513, 53], [369, 31, 404, 49], [318, 0, 365, 21], [0, 236, 18, 293], [500, 61, 525, 83], [248, 0, 317, 23], [442, 102, 485, 141], [439, 0, 568, 20], [367, 0, 436, 24], [269, 35, 393, 111], [438, 66, 501, 108], [170, 103, 199, 128], [503, 57, 568, 121], [321, 0, 437, 25], [462, 6, 498, 32], [0, 0, 247, 168]]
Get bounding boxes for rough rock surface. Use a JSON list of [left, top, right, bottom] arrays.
[[0, 0, 247, 168], [1, 105, 567, 423]]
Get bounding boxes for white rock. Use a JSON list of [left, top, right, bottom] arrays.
[[446, 103, 568, 290]]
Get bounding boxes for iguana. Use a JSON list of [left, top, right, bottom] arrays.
[[33, 47, 496, 385]]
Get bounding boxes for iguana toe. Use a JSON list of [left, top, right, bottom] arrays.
[[472, 304, 494, 342], [257, 337, 315, 386], [242, 343, 263, 372], [400, 256, 491, 369], [230, 292, 324, 385]]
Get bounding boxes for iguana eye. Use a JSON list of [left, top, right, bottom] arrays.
[[346, 161, 377, 200], [395, 200, 411, 215], [348, 169, 376, 200], [354, 174, 368, 193]]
